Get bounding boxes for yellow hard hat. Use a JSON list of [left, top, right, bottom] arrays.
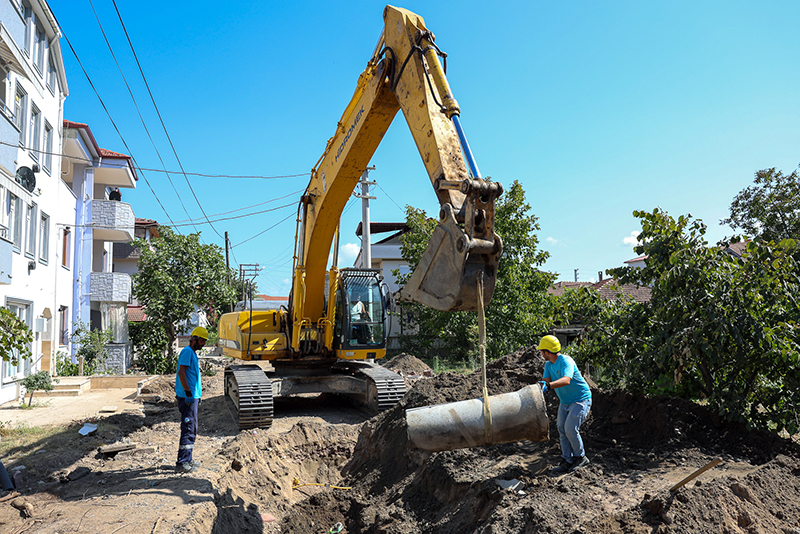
[[537, 335, 561, 353], [191, 326, 208, 340]]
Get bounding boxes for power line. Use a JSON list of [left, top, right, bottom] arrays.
[[88, 0, 200, 235], [133, 167, 310, 180], [170, 202, 296, 227], [56, 27, 182, 231], [169, 189, 303, 223], [0, 140, 309, 183], [376, 182, 405, 214], [233, 212, 296, 248], [112, 0, 223, 239]]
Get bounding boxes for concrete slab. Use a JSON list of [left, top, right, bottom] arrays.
[[0, 387, 145, 427]]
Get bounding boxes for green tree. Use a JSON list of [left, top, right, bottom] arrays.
[[133, 227, 235, 371], [722, 166, 800, 242], [394, 181, 555, 363], [0, 307, 32, 364], [571, 208, 800, 434]]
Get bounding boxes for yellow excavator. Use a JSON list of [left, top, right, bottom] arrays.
[[218, 5, 504, 429]]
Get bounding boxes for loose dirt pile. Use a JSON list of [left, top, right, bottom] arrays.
[[1, 348, 799, 533]]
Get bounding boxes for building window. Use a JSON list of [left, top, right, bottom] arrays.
[[25, 202, 36, 257], [43, 121, 52, 173], [61, 226, 70, 267], [21, 2, 31, 56], [59, 306, 69, 346], [29, 104, 40, 159], [39, 211, 49, 263], [9, 193, 22, 250], [33, 25, 46, 75], [3, 299, 32, 381], [47, 57, 57, 94], [14, 85, 26, 144]]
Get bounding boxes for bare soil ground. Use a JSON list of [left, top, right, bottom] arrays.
[[1, 348, 799, 534]]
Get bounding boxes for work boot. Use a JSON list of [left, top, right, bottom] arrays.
[[550, 458, 573, 475], [568, 455, 590, 473], [176, 462, 198, 473]]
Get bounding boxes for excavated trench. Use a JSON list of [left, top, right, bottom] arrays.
[[216, 348, 800, 534]]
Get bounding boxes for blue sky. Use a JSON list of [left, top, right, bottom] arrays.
[[48, 0, 800, 294]]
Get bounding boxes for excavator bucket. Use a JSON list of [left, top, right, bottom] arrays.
[[395, 203, 502, 312]]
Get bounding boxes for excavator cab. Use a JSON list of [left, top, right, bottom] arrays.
[[334, 269, 386, 357]]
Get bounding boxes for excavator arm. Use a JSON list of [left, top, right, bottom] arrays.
[[291, 5, 503, 353]]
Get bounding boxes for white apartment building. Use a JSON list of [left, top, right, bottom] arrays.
[[0, 0, 137, 405], [0, 0, 69, 405]]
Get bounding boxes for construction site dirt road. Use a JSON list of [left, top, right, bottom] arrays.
[[1, 349, 799, 533]]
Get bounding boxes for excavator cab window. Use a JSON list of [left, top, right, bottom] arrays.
[[339, 269, 385, 350]]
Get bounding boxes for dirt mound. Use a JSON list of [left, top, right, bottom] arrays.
[[383, 353, 432, 374], [276, 347, 800, 533], [139, 375, 176, 398], [3, 347, 799, 533]]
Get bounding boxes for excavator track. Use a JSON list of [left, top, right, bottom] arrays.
[[224, 365, 274, 430], [357, 364, 407, 412]]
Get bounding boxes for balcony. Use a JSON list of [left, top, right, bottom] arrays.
[[92, 200, 134, 242], [89, 272, 131, 303]]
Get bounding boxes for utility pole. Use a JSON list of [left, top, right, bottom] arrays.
[[224, 231, 230, 281], [239, 263, 260, 302], [574, 268, 579, 282], [355, 166, 376, 268]]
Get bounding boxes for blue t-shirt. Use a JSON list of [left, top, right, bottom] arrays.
[[543, 353, 591, 405], [174, 345, 202, 399]]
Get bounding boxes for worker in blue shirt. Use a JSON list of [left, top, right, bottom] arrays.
[[539, 335, 592, 474], [174, 326, 207, 473]]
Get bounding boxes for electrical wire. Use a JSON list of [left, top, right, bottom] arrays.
[[57, 28, 181, 231], [169, 189, 303, 223], [88, 0, 200, 235], [170, 202, 295, 227], [111, 0, 223, 239], [232, 212, 296, 248], [375, 182, 405, 215], [133, 167, 310, 180]]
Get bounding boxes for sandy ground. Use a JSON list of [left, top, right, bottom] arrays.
[[0, 351, 799, 534], [0, 387, 144, 427]]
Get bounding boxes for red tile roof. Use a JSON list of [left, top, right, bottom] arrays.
[[63, 120, 138, 181], [128, 306, 147, 322]]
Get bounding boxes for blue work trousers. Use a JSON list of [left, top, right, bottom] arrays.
[[177, 397, 199, 465], [556, 398, 592, 461]]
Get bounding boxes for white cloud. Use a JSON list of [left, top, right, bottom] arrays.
[[282, 278, 291, 286], [545, 237, 558, 245], [340, 242, 361, 266], [622, 231, 641, 246]]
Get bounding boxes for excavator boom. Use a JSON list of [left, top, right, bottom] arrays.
[[294, 5, 503, 335]]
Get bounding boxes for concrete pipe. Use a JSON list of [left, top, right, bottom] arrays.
[[405, 384, 549, 452]]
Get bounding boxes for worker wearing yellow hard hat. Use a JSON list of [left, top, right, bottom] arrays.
[[538, 334, 592, 475], [174, 326, 208, 472]]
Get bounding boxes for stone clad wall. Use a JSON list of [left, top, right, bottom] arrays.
[[103, 343, 133, 374], [90, 272, 131, 302]]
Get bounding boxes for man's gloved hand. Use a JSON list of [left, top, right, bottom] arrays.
[[184, 389, 192, 399], [539, 381, 548, 393]]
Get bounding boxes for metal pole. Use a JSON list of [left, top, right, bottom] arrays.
[[358, 166, 376, 268]]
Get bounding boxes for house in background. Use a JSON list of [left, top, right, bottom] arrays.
[[353, 221, 410, 351], [61, 120, 137, 373], [547, 263, 652, 349], [0, 0, 69, 405]]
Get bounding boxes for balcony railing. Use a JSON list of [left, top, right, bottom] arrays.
[[89, 272, 132, 303], [91, 200, 134, 242]]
